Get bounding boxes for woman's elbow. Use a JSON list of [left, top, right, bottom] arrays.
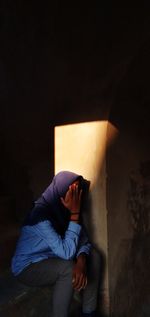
[[60, 247, 77, 260]]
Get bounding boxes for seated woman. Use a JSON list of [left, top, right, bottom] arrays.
[[11, 171, 101, 317]]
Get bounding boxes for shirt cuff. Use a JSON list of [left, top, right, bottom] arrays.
[[68, 221, 81, 235]]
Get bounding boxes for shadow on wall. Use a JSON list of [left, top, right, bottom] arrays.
[[0, 136, 34, 222], [112, 160, 150, 317], [0, 136, 34, 271], [81, 163, 109, 316]]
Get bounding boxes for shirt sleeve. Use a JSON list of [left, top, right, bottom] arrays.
[[76, 227, 91, 257], [32, 220, 81, 260]]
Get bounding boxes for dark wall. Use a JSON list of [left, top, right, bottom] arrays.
[[107, 42, 150, 316], [0, 3, 150, 315], [1, 3, 150, 211]]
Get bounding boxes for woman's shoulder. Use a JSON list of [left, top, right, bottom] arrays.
[[22, 205, 50, 227]]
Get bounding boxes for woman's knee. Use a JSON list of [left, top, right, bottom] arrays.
[[59, 259, 74, 277]]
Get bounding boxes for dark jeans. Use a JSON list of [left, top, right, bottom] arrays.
[[17, 248, 101, 317]]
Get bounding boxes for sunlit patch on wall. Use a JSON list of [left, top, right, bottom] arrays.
[[54, 120, 118, 315]]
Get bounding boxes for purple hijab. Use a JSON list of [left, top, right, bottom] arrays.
[[23, 171, 83, 236], [42, 171, 82, 203]]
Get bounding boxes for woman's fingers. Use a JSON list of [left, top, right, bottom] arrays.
[[75, 184, 79, 199], [72, 185, 82, 206], [61, 183, 82, 213], [60, 187, 73, 208], [67, 187, 73, 201], [78, 276, 87, 291], [74, 275, 82, 290], [72, 271, 80, 288], [60, 197, 66, 207], [72, 273, 87, 291], [79, 189, 83, 202]]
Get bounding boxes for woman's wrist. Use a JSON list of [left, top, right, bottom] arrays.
[[70, 212, 80, 223], [77, 253, 87, 262]]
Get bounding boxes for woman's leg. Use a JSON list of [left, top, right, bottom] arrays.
[[82, 248, 101, 314], [17, 258, 74, 317], [52, 260, 74, 317]]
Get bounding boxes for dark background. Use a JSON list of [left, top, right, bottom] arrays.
[[0, 3, 150, 316]]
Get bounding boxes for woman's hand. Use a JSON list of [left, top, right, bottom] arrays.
[[72, 254, 87, 291], [61, 183, 82, 214]]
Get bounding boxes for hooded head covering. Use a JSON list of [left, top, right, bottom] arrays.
[[23, 171, 87, 236], [42, 171, 82, 203]]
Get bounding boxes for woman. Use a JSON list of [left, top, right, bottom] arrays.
[[11, 171, 100, 317]]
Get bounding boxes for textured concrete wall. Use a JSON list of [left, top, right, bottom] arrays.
[[107, 120, 150, 317]]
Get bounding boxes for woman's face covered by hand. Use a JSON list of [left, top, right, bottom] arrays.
[[60, 180, 82, 213]]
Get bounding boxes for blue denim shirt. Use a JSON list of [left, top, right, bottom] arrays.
[[11, 220, 91, 276]]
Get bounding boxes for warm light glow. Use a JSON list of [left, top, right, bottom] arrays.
[[55, 121, 106, 186], [55, 120, 119, 246], [55, 121, 118, 187], [54, 120, 118, 313]]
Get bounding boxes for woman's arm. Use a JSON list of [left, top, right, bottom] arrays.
[[76, 227, 91, 257], [72, 228, 91, 291], [32, 220, 81, 260]]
